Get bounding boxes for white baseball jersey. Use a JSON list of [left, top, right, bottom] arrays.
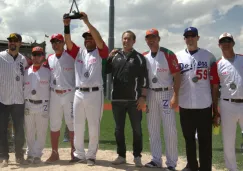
[[176, 48, 216, 109], [143, 47, 180, 88], [0, 50, 27, 105], [24, 65, 51, 101], [210, 54, 243, 99], [67, 43, 109, 88], [45, 52, 75, 90]]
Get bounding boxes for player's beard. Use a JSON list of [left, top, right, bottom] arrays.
[[9, 44, 17, 51]]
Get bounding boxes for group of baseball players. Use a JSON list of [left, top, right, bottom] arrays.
[[0, 11, 242, 171]]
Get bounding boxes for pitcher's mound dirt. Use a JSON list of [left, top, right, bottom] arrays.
[[1, 148, 224, 171]]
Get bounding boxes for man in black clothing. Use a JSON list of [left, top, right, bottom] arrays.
[[106, 30, 149, 167]]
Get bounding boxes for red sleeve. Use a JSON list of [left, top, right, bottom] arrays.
[[97, 42, 109, 59], [164, 53, 180, 74], [66, 43, 80, 59], [210, 62, 220, 84]]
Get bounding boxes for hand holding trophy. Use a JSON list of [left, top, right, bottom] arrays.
[[63, 0, 83, 19]]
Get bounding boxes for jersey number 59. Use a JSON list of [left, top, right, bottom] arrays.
[[196, 69, 208, 80]]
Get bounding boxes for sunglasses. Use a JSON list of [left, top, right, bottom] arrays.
[[32, 53, 43, 57], [219, 38, 233, 44], [51, 40, 63, 44], [9, 39, 19, 43], [185, 34, 197, 38]]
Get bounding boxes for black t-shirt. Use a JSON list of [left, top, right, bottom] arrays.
[[106, 49, 149, 100]]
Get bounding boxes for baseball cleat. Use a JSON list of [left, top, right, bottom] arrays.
[[145, 161, 161, 168], [45, 151, 59, 164], [112, 156, 126, 165], [69, 157, 86, 163], [87, 159, 95, 166]]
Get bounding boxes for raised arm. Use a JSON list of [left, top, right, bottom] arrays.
[[63, 17, 73, 51], [80, 12, 104, 50], [63, 17, 80, 59]]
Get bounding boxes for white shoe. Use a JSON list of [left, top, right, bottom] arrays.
[[134, 156, 143, 167], [112, 156, 126, 165], [1, 159, 8, 168]]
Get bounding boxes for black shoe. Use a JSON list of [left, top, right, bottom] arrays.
[[16, 157, 28, 165], [166, 166, 176, 171], [69, 157, 86, 163], [144, 161, 161, 168], [87, 158, 95, 166]]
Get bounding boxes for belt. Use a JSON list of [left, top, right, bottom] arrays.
[[51, 88, 72, 94], [150, 87, 169, 92], [25, 99, 49, 104], [77, 87, 99, 92], [223, 99, 243, 103]]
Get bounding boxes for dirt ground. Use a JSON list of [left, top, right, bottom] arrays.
[[0, 148, 224, 171]]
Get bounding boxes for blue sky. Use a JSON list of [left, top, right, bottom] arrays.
[[0, 0, 242, 57]]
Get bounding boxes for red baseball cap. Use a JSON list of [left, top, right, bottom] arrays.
[[32, 46, 43, 53], [50, 33, 64, 42], [145, 28, 159, 37], [82, 30, 91, 38]]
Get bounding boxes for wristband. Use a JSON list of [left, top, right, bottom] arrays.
[[64, 25, 70, 34]]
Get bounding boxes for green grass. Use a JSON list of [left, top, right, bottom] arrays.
[[45, 106, 243, 170]]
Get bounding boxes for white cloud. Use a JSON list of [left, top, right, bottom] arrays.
[[0, 0, 242, 56]]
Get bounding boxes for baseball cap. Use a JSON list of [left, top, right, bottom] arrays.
[[7, 33, 22, 42], [145, 28, 159, 37], [32, 46, 44, 53], [50, 33, 64, 42], [82, 30, 91, 38], [183, 27, 198, 36], [218, 32, 234, 41]]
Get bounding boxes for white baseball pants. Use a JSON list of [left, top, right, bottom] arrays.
[[24, 101, 49, 158], [220, 99, 243, 171], [49, 90, 74, 132], [73, 89, 103, 160], [147, 89, 178, 167]]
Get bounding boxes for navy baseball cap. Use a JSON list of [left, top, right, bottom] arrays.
[[183, 27, 198, 36]]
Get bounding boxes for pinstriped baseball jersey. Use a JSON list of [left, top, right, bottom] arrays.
[[46, 52, 75, 90], [210, 54, 243, 99], [176, 48, 216, 109], [143, 47, 180, 88], [0, 50, 27, 104], [24, 65, 51, 101], [67, 42, 109, 88]]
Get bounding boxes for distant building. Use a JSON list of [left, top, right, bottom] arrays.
[[0, 40, 46, 58]]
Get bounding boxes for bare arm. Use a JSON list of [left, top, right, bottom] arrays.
[[212, 84, 219, 115], [170, 72, 181, 109], [63, 18, 73, 51], [80, 12, 104, 49]]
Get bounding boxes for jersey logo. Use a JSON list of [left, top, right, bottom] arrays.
[[40, 80, 49, 84], [129, 58, 134, 63], [88, 58, 97, 64], [163, 100, 169, 109], [77, 59, 83, 64], [157, 68, 168, 72], [221, 71, 229, 75], [63, 67, 74, 71]]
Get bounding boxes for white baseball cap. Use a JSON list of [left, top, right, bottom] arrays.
[[218, 32, 234, 41]]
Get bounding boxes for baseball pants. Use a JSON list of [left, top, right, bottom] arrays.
[[49, 90, 74, 132], [24, 101, 49, 158], [179, 106, 212, 171], [147, 89, 178, 167], [112, 101, 143, 158], [220, 99, 243, 171], [73, 89, 103, 160], [0, 103, 25, 160]]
